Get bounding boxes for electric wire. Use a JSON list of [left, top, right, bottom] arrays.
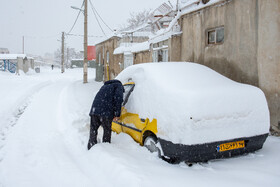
[[89, 0, 106, 36], [89, 0, 113, 32], [67, 0, 85, 35], [67, 33, 103, 37]]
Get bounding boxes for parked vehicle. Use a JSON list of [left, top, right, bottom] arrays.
[[112, 62, 270, 163]]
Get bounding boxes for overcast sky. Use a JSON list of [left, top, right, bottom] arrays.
[[0, 0, 176, 56]]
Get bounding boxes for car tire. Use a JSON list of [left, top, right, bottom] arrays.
[[144, 136, 162, 158], [144, 136, 180, 164]]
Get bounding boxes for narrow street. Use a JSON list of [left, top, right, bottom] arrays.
[[0, 68, 279, 187]]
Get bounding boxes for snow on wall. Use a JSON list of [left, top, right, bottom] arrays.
[[116, 62, 270, 145], [179, 0, 225, 16]]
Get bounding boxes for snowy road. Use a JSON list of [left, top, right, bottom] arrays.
[[0, 68, 279, 187]]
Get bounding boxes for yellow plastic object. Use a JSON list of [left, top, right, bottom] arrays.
[[111, 107, 158, 145], [123, 82, 135, 85]]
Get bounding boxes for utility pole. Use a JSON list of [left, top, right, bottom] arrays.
[[66, 48, 69, 69], [83, 0, 88, 83], [61, 32, 65, 73], [22, 36, 25, 54]]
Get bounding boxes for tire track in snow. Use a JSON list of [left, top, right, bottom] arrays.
[[0, 82, 50, 162]]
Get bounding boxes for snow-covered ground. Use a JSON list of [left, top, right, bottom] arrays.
[[0, 67, 279, 187]]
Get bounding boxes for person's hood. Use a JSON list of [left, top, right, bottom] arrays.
[[104, 79, 122, 85]]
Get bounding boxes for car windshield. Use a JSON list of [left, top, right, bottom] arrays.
[[122, 83, 135, 106]]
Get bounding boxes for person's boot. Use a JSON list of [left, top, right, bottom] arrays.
[[87, 141, 95, 150]]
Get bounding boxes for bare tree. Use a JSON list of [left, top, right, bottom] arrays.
[[125, 9, 152, 30]]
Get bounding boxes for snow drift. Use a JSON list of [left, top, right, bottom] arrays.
[[116, 62, 270, 145]]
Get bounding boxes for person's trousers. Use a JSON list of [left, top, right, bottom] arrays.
[[88, 115, 113, 150]]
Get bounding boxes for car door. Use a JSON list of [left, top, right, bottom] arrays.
[[119, 82, 149, 144], [112, 82, 135, 133]]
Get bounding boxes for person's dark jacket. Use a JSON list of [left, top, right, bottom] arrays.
[[89, 79, 124, 119]]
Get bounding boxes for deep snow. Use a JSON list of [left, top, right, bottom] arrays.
[[0, 67, 279, 187]]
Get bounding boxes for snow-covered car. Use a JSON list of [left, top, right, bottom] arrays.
[[112, 62, 270, 163]]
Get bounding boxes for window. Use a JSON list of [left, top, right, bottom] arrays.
[[207, 26, 224, 45], [162, 49, 168, 62], [123, 83, 135, 106], [216, 27, 224, 43], [153, 51, 158, 62], [208, 30, 216, 44]]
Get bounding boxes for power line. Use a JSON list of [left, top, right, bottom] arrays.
[[66, 33, 103, 37], [89, 0, 106, 36], [90, 0, 113, 32], [89, 0, 113, 32], [67, 1, 85, 35], [7, 33, 60, 39]]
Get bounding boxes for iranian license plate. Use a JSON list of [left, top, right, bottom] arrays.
[[217, 140, 245, 152]]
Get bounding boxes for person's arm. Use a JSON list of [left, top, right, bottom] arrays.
[[113, 84, 124, 118]]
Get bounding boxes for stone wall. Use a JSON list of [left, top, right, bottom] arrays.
[[96, 36, 120, 80]]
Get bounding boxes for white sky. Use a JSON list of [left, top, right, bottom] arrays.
[[0, 0, 176, 56]]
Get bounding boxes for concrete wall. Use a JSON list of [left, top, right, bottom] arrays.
[[114, 54, 124, 75], [180, 0, 259, 86], [22, 59, 30, 73], [16, 57, 23, 74], [15, 57, 35, 74], [257, 0, 280, 134], [180, 0, 280, 133], [133, 50, 152, 64], [169, 35, 182, 62]]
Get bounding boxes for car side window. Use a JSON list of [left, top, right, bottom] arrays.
[[122, 83, 135, 106]]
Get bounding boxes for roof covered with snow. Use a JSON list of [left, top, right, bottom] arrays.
[[147, 0, 225, 44], [0, 54, 28, 60], [131, 41, 150, 53], [113, 43, 137, 55], [94, 33, 122, 46], [113, 41, 150, 55]]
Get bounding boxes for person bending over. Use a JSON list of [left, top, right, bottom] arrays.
[[88, 79, 124, 150]]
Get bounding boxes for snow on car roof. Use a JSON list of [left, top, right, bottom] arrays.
[[116, 62, 270, 145]]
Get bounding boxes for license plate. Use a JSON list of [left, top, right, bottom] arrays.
[[217, 140, 245, 152]]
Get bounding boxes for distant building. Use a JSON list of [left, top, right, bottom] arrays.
[[0, 54, 34, 73], [70, 59, 96, 68], [0, 48, 9, 54]]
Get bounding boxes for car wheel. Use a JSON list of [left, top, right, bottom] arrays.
[[144, 136, 161, 158], [144, 136, 180, 164]]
